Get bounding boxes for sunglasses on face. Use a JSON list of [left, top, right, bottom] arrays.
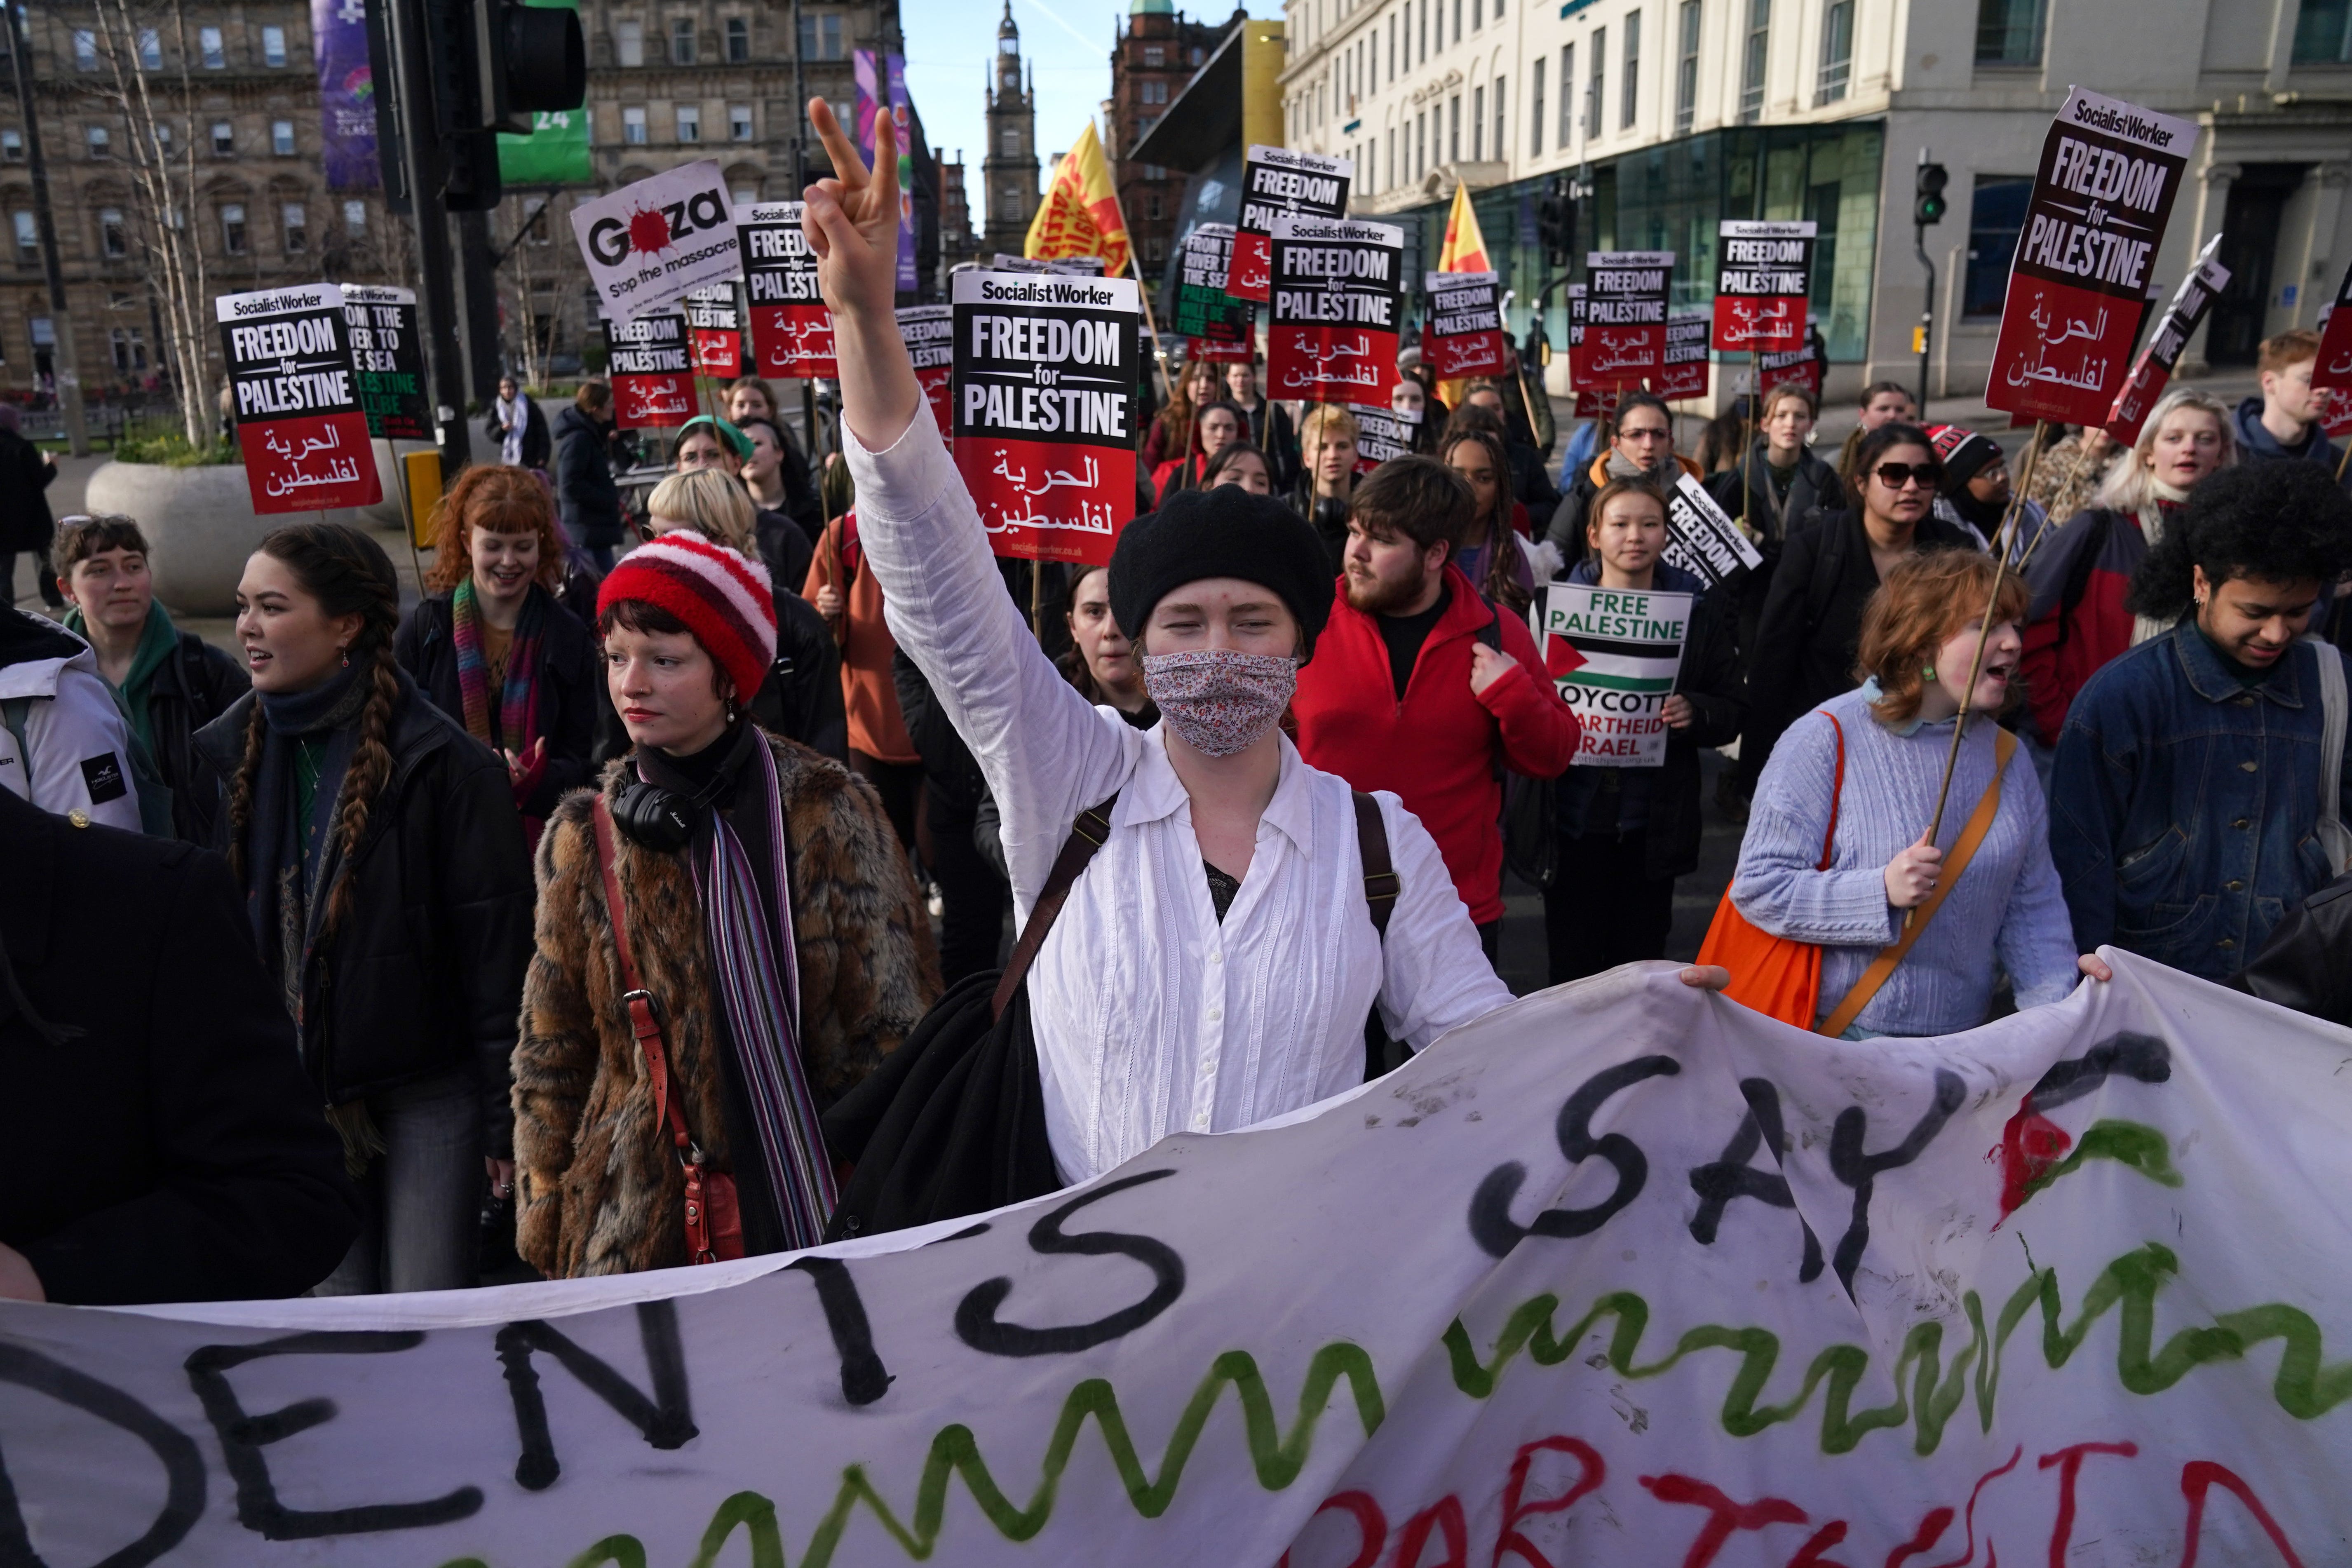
[[1871, 461, 1944, 491]]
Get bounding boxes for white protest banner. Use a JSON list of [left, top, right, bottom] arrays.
[[1987, 89, 2199, 424], [216, 282, 380, 513], [1421, 270, 1507, 378], [1539, 582, 1691, 767], [1663, 469, 1762, 587], [953, 268, 1141, 566], [1228, 143, 1353, 302], [6, 955, 2350, 1566], [740, 201, 835, 379], [2107, 234, 2230, 444], [570, 159, 740, 322], [1350, 402, 1416, 472], [1267, 215, 1404, 404], [1711, 220, 1814, 352]]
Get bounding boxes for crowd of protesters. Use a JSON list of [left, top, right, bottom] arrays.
[[8, 105, 2352, 1307]]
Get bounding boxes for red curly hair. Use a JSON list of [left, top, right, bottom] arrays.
[[423, 465, 567, 593]]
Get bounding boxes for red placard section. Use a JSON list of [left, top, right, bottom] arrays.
[[237, 412, 380, 512], [751, 304, 837, 380], [958, 435, 1135, 566], [2314, 269, 2352, 391]]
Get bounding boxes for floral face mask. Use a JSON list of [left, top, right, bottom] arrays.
[[1139, 648, 1297, 758]]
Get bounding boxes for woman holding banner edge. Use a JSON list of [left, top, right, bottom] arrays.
[[797, 102, 1729, 1184]]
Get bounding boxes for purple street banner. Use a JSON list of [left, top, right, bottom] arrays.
[[312, 0, 378, 191], [855, 50, 918, 294]]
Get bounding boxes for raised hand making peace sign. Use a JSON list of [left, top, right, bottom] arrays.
[[800, 97, 922, 451]]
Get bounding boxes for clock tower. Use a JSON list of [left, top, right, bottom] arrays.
[[981, 2, 1040, 254]]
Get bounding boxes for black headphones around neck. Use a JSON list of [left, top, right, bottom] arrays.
[[610, 758, 732, 852]]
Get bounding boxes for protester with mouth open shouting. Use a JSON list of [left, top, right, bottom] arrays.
[[1729, 549, 2100, 1039], [794, 100, 1732, 1186]]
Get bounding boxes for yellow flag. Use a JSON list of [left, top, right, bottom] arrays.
[[1435, 183, 1493, 404], [1437, 182, 1491, 274], [1025, 121, 1131, 277]]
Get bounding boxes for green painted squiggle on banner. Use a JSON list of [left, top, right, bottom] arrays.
[[434, 1244, 2346, 1567], [2016, 1119, 2185, 1208], [1446, 1242, 2352, 1456]]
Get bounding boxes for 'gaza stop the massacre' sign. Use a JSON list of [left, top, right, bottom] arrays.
[[1988, 88, 2198, 424], [952, 268, 1141, 566], [217, 282, 380, 512], [569, 159, 741, 322]]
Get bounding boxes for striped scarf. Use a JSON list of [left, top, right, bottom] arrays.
[[691, 736, 836, 1249], [451, 577, 544, 754]]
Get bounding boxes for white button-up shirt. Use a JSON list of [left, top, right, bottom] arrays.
[[849, 414, 1513, 1183]]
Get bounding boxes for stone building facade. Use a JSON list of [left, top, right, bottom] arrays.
[[981, 2, 1038, 254]]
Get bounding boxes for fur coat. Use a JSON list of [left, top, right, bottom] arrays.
[[513, 731, 938, 1277]]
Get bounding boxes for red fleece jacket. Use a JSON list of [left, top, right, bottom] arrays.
[[1292, 566, 1582, 924]]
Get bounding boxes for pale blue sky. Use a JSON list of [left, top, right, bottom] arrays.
[[901, 0, 1282, 221]]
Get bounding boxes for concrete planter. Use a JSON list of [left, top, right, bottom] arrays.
[[81, 437, 434, 616]]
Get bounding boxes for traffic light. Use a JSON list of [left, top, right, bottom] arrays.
[[424, 0, 585, 211], [1537, 176, 1577, 269], [1914, 161, 1949, 228]]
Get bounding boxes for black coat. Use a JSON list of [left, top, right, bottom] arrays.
[[1704, 443, 1843, 554], [552, 404, 624, 549], [0, 785, 360, 1303], [481, 397, 552, 468], [2232, 870, 2352, 1025], [145, 628, 249, 844], [194, 677, 536, 1152], [1641, 581, 1746, 879], [1742, 507, 1979, 781], [757, 507, 816, 597], [0, 427, 55, 552], [392, 584, 600, 818]]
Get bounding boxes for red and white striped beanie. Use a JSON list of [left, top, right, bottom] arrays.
[[596, 530, 777, 701]]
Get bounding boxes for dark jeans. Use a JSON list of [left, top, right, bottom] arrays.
[[922, 779, 1010, 986], [1543, 829, 1676, 986], [313, 1068, 483, 1296]]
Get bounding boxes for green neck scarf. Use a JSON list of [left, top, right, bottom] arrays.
[[63, 599, 178, 756]]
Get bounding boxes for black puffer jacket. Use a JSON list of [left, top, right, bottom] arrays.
[[146, 628, 249, 844], [193, 673, 536, 1153], [393, 584, 600, 819], [552, 404, 624, 549], [0, 426, 54, 552]]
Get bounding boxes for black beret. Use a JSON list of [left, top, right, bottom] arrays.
[[1109, 486, 1336, 660]]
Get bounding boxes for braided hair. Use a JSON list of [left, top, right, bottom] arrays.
[[1438, 425, 1533, 615], [224, 522, 404, 953]]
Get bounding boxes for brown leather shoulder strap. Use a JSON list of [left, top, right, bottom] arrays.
[[1353, 791, 1398, 937], [991, 795, 1119, 1021], [592, 796, 697, 1159]]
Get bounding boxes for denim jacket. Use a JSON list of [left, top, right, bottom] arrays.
[[2050, 622, 2352, 981]]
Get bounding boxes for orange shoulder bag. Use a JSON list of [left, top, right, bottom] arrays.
[[1695, 713, 1845, 1028]]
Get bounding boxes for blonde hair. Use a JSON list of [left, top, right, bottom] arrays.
[[1300, 403, 1361, 453], [646, 469, 756, 555], [2091, 387, 2236, 515]]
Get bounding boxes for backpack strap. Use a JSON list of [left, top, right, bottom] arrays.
[[1352, 791, 1399, 937], [991, 794, 1120, 1020], [0, 697, 30, 800]]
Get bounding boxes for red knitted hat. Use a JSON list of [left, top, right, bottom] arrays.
[[595, 530, 777, 701]]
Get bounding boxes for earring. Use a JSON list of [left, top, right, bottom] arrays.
[[1921, 665, 1935, 681], [340, 646, 350, 668]]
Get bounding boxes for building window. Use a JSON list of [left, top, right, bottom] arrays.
[[1559, 44, 1574, 145], [1142, 78, 1167, 104], [282, 202, 305, 253], [100, 207, 126, 256], [1530, 57, 1544, 155], [138, 28, 162, 68], [1974, 0, 2044, 65], [261, 25, 287, 66], [1472, 85, 1484, 159], [12, 211, 36, 261], [676, 104, 701, 142], [1738, 0, 1768, 122], [615, 19, 643, 65], [1453, 0, 1462, 47], [111, 326, 147, 371], [344, 199, 366, 230], [1144, 162, 1164, 179], [1384, 127, 1395, 187], [1620, 13, 1638, 127], [671, 17, 695, 63], [1387, 16, 1395, 81], [622, 106, 648, 143], [1146, 235, 1165, 263], [1676, 1, 1699, 133], [798, 13, 844, 60], [154, 123, 171, 153], [2294, 0, 2352, 61], [1143, 43, 1164, 66], [86, 126, 110, 159], [725, 16, 749, 60], [72, 29, 96, 68], [1962, 175, 2031, 317], [1586, 28, 1604, 138], [199, 26, 225, 68], [1472, 0, 1481, 28], [221, 203, 246, 254], [1493, 76, 1506, 158], [1816, 0, 1852, 101], [212, 120, 235, 155], [1448, 94, 1461, 162], [1000, 127, 1019, 157], [1, 131, 21, 162], [729, 103, 753, 140], [272, 120, 296, 155]]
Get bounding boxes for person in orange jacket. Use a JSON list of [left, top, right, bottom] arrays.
[[1291, 455, 1582, 954]]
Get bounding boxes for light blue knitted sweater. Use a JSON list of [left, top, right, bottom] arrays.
[[1730, 685, 2079, 1035]]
